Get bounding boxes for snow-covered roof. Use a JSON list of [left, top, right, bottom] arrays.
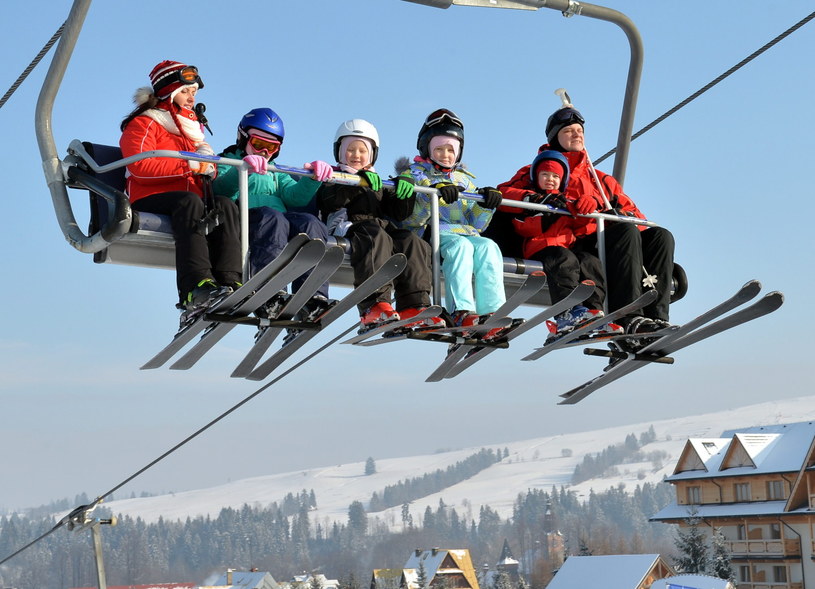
[[211, 571, 278, 589], [651, 574, 734, 589], [667, 421, 815, 481], [546, 554, 668, 589], [403, 549, 478, 589], [651, 500, 790, 521]]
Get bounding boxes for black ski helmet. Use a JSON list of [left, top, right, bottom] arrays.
[[545, 107, 585, 149], [417, 108, 464, 164]]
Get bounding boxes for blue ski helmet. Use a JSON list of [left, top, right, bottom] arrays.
[[237, 108, 285, 149], [545, 107, 585, 147], [530, 150, 570, 192], [417, 108, 464, 164]]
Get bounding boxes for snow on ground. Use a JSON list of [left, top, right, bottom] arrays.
[[100, 396, 815, 527]]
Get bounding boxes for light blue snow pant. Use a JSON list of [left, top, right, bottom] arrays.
[[439, 233, 506, 315]]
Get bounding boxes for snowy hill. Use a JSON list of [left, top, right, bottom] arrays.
[[101, 396, 815, 527]]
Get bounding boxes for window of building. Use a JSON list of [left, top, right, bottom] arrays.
[[736, 524, 747, 540], [686, 486, 701, 504], [739, 565, 751, 582], [770, 523, 782, 540], [773, 566, 788, 583], [767, 479, 785, 500], [734, 482, 751, 502]]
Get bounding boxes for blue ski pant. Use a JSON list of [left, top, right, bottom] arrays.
[[439, 233, 506, 315], [248, 207, 330, 298]]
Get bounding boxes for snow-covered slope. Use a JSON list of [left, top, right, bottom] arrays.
[[101, 396, 815, 526]]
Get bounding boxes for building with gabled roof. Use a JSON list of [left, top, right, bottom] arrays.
[[650, 574, 735, 589], [401, 548, 480, 589], [651, 421, 815, 589], [545, 554, 674, 589], [202, 569, 279, 589]]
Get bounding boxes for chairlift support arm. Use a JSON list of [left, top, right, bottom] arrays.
[[402, 0, 643, 185]]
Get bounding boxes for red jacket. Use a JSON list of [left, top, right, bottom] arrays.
[[120, 112, 203, 203], [497, 145, 645, 258]]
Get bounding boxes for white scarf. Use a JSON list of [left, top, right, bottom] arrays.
[[143, 106, 205, 143]]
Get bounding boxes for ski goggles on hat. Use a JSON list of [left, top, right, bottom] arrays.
[[248, 135, 281, 153], [154, 65, 204, 93], [424, 108, 463, 129]]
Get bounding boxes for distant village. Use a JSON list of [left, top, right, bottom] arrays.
[[52, 421, 815, 589]]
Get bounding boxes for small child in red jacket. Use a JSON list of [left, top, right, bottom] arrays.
[[508, 150, 621, 341]]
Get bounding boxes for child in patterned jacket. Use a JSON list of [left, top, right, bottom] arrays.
[[395, 108, 505, 328]]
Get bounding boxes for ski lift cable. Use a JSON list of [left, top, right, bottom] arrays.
[[592, 10, 815, 166], [0, 23, 65, 110], [0, 318, 360, 568]]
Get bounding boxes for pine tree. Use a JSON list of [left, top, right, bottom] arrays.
[[673, 513, 709, 574], [417, 561, 429, 589], [365, 457, 377, 475], [492, 571, 512, 589], [710, 527, 735, 582], [310, 574, 324, 589]]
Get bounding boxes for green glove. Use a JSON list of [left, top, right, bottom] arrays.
[[358, 169, 382, 192], [393, 174, 416, 200]]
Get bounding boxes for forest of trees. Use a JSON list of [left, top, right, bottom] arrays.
[[0, 479, 676, 589]]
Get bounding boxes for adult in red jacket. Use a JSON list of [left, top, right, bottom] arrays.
[[120, 61, 241, 318], [497, 107, 675, 332]]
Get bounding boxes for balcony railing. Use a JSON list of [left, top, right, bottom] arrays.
[[726, 538, 800, 556], [736, 583, 802, 589]]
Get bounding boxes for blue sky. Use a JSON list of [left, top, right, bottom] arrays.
[[0, 1, 813, 510]]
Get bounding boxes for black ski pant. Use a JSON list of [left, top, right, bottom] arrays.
[[529, 246, 605, 311], [574, 223, 675, 321], [347, 219, 431, 313], [133, 191, 242, 302]]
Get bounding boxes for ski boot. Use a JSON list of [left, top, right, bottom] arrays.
[[544, 306, 598, 344], [616, 316, 672, 352], [358, 301, 401, 334], [178, 279, 233, 330], [400, 307, 446, 330], [452, 310, 504, 341], [254, 291, 290, 343], [282, 295, 337, 346]]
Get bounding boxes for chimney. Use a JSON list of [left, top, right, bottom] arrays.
[[415, 549, 422, 557], [432, 548, 439, 556], [227, 568, 235, 585]]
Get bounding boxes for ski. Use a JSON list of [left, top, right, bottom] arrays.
[[242, 254, 408, 381], [559, 281, 779, 405], [168, 240, 334, 370], [404, 317, 517, 347], [341, 305, 444, 346], [228, 245, 346, 377], [442, 281, 596, 380], [356, 316, 514, 348], [140, 235, 312, 370], [520, 289, 658, 362], [425, 272, 547, 383]]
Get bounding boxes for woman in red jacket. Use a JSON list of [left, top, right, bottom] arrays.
[[120, 61, 241, 324], [498, 106, 675, 334]]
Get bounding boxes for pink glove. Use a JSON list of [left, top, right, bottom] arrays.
[[304, 160, 333, 182], [567, 194, 599, 215], [243, 154, 268, 175]]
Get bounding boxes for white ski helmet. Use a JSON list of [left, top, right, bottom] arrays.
[[333, 119, 380, 165]]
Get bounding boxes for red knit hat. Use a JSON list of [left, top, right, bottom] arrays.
[[536, 159, 565, 178], [149, 60, 203, 100]]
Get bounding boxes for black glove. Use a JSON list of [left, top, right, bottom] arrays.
[[432, 182, 462, 204], [478, 186, 502, 209], [391, 173, 416, 200], [541, 192, 568, 210]]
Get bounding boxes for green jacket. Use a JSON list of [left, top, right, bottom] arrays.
[[214, 146, 321, 212]]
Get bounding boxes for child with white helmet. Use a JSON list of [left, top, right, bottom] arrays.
[[396, 108, 506, 329], [317, 119, 443, 330]]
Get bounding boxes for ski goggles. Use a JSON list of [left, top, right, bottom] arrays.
[[248, 135, 281, 153], [154, 65, 205, 93], [549, 107, 585, 127], [424, 108, 463, 129]]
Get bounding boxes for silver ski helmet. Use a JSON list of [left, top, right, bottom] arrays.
[[417, 108, 464, 164], [333, 119, 380, 165]]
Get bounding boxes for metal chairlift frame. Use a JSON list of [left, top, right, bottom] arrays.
[[37, 0, 658, 309]]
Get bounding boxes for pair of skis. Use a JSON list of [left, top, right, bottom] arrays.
[[556, 280, 783, 404], [142, 235, 406, 380]]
